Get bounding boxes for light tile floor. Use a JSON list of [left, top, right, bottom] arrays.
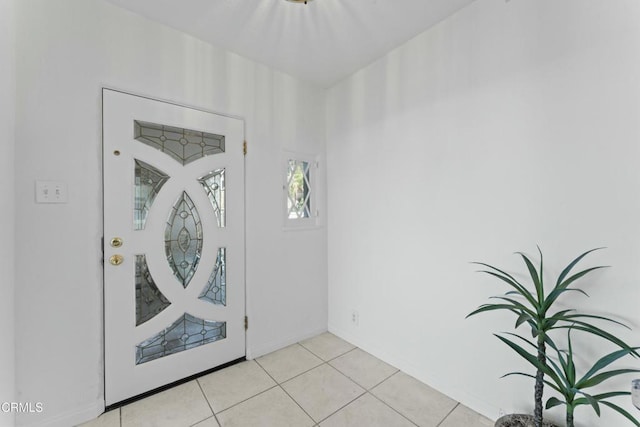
[[79, 333, 493, 427]]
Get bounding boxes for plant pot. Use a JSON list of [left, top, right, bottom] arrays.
[[495, 414, 558, 427]]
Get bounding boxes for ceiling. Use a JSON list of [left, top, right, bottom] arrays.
[[104, 0, 477, 87]]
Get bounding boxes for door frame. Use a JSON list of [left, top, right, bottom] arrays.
[[100, 86, 249, 407]]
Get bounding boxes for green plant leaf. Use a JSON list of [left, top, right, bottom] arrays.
[[551, 309, 576, 317], [466, 303, 522, 319], [516, 312, 531, 328], [544, 266, 607, 312], [516, 252, 543, 304], [557, 266, 608, 292], [592, 391, 631, 400], [502, 332, 538, 349], [545, 287, 590, 304], [494, 334, 560, 384], [578, 369, 640, 389], [502, 371, 536, 379], [501, 372, 563, 394], [600, 400, 640, 426], [543, 309, 575, 329], [561, 313, 631, 330], [566, 330, 576, 385], [577, 390, 601, 416], [489, 296, 537, 317], [577, 347, 640, 387], [501, 372, 538, 383], [537, 245, 544, 294], [495, 334, 538, 359], [545, 397, 564, 409], [553, 323, 639, 356], [540, 344, 573, 390], [556, 248, 604, 286], [474, 267, 537, 307]]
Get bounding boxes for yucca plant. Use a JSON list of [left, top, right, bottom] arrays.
[[497, 329, 640, 426], [468, 248, 638, 427]]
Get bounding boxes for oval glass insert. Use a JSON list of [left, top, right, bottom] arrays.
[[165, 192, 203, 288]]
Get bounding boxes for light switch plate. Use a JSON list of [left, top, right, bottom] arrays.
[[35, 181, 68, 204]]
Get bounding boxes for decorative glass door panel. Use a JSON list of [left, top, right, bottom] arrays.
[[103, 89, 245, 406]]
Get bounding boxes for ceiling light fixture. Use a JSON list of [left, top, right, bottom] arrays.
[[285, 0, 313, 4]]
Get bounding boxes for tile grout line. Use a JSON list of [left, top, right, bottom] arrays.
[[253, 354, 317, 424], [214, 383, 280, 416], [253, 357, 282, 384], [287, 340, 410, 425], [255, 348, 324, 384], [314, 389, 368, 425], [195, 378, 222, 427], [367, 391, 420, 427], [298, 341, 357, 363], [119, 407, 122, 427], [277, 383, 318, 425], [301, 362, 369, 425], [325, 345, 359, 363], [366, 368, 400, 391], [256, 341, 366, 425], [436, 402, 460, 427]]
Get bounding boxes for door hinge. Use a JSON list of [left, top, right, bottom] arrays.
[[243, 141, 247, 156], [244, 316, 248, 330]]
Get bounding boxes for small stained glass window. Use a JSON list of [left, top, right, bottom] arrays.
[[134, 120, 225, 166], [135, 313, 226, 365], [198, 169, 226, 228], [135, 254, 171, 326], [199, 248, 226, 306], [286, 160, 312, 219], [134, 160, 169, 230]]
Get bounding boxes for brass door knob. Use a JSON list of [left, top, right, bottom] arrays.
[[109, 254, 124, 266], [110, 237, 123, 248]]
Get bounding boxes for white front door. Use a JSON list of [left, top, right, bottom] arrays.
[[103, 89, 245, 406]]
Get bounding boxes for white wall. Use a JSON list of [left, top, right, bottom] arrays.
[[0, 0, 16, 426], [14, 1, 326, 426], [326, 0, 640, 426]]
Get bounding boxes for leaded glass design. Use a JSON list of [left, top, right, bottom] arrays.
[[198, 169, 226, 228], [134, 120, 225, 166], [135, 255, 171, 326], [134, 160, 169, 230], [199, 248, 226, 306], [135, 313, 226, 365], [287, 160, 311, 219], [165, 192, 203, 288]]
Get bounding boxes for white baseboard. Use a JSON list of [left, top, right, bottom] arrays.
[[18, 399, 104, 427]]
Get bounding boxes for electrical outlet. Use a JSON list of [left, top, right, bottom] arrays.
[[351, 310, 359, 326]]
